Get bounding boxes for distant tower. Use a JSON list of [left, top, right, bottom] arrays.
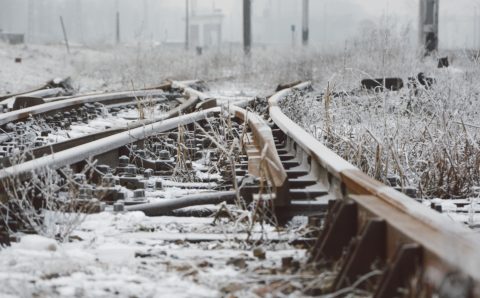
[[419, 0, 439, 54]]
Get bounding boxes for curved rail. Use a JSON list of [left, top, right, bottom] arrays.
[[172, 80, 211, 101], [231, 106, 289, 206], [1, 78, 478, 295], [0, 83, 285, 213], [0, 82, 204, 166], [268, 82, 480, 297]]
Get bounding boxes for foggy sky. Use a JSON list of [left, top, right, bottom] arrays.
[[0, 0, 478, 49]]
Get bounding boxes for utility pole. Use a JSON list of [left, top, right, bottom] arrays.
[[302, 0, 309, 46], [116, 12, 120, 44], [59, 16, 70, 54], [419, 0, 439, 55], [291, 25, 296, 48], [243, 0, 252, 55], [115, 0, 120, 44], [185, 0, 189, 50]]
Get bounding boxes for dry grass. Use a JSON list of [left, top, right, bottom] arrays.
[[280, 65, 480, 199], [1, 157, 94, 242], [274, 20, 480, 200]]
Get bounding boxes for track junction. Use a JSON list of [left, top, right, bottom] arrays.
[[0, 79, 478, 297]]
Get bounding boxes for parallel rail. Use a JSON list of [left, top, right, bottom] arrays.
[[0, 81, 247, 200], [0, 81, 205, 164], [0, 108, 220, 183], [0, 84, 171, 126], [0, 80, 479, 297]]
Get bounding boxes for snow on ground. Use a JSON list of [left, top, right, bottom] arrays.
[[0, 211, 309, 298], [47, 104, 166, 142], [0, 43, 273, 96], [0, 44, 74, 94], [424, 198, 480, 230], [0, 42, 336, 98], [3, 36, 479, 296], [278, 63, 480, 230]]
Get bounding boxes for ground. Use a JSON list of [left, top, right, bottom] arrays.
[[1, 41, 480, 297], [0, 211, 311, 298], [0, 43, 315, 297], [0, 43, 277, 96]]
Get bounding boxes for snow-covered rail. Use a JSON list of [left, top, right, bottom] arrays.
[[268, 82, 480, 297], [0, 83, 172, 126], [1, 80, 480, 296], [0, 81, 264, 213], [0, 81, 208, 164]]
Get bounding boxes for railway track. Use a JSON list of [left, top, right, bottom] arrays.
[[0, 82, 208, 163], [0, 80, 479, 297]]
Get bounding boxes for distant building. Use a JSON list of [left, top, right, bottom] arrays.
[[189, 7, 224, 49]]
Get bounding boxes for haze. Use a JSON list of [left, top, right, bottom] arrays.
[[0, 0, 477, 49]]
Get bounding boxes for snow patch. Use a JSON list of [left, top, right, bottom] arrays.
[[16, 235, 58, 252]]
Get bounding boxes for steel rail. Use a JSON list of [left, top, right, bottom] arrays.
[[172, 80, 211, 101], [171, 84, 288, 205], [0, 80, 213, 167], [0, 78, 73, 101], [172, 84, 288, 205], [126, 191, 236, 216], [0, 82, 203, 168], [231, 105, 289, 206], [0, 84, 171, 127], [268, 82, 480, 296], [4, 79, 478, 294], [0, 108, 221, 186], [0, 84, 284, 208]]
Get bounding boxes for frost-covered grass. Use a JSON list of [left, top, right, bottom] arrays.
[[0, 42, 314, 96], [280, 52, 480, 199], [0, 23, 442, 97], [270, 21, 480, 200], [0, 21, 475, 98], [3, 30, 480, 200]]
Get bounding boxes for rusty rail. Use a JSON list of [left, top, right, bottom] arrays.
[[0, 107, 221, 199], [232, 106, 289, 206], [0, 82, 203, 167], [174, 82, 289, 205], [2, 78, 479, 295], [172, 80, 210, 101], [268, 82, 480, 297], [0, 83, 171, 127], [0, 78, 73, 102], [0, 82, 216, 182]]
